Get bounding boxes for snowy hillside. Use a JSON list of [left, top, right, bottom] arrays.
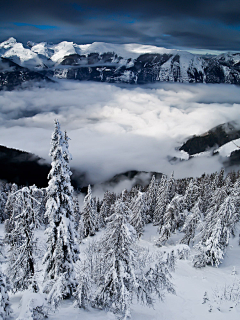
[[1, 121, 240, 320], [3, 222, 240, 320]]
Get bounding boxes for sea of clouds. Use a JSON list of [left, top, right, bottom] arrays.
[[0, 80, 240, 186]]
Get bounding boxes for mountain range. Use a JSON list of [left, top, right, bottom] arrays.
[[1, 38, 240, 89]]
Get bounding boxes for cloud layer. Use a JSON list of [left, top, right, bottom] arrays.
[[0, 81, 240, 184]]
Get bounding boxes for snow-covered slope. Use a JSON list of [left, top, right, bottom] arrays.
[[7, 224, 240, 320], [1, 37, 240, 89]]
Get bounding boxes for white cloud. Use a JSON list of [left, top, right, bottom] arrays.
[[0, 81, 239, 184]]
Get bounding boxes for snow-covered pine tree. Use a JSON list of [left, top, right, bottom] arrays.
[[73, 197, 81, 231], [99, 191, 116, 228], [145, 175, 157, 223], [4, 183, 18, 234], [183, 178, 199, 212], [94, 192, 137, 319], [129, 191, 148, 238], [0, 271, 12, 320], [180, 198, 203, 245], [6, 187, 39, 291], [81, 185, 97, 237], [156, 194, 182, 247], [74, 260, 92, 310], [43, 120, 78, 308], [29, 185, 45, 228], [153, 175, 167, 226], [153, 173, 176, 229], [0, 184, 8, 223], [198, 174, 212, 215], [194, 190, 239, 267], [166, 250, 176, 272]]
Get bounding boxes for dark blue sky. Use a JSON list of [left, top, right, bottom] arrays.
[[1, 0, 240, 52]]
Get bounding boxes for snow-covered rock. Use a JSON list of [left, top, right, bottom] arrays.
[[1, 37, 240, 89]]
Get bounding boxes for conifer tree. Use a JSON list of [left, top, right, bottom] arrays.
[[129, 191, 148, 238], [99, 191, 116, 227], [194, 189, 239, 267], [0, 271, 12, 320], [0, 185, 8, 223], [81, 185, 97, 237], [73, 197, 81, 230], [6, 187, 39, 291], [145, 175, 157, 223], [153, 175, 167, 225], [153, 173, 175, 229], [4, 183, 18, 234], [156, 194, 182, 247], [95, 192, 137, 319], [180, 199, 203, 246], [43, 120, 78, 307], [183, 178, 199, 212]]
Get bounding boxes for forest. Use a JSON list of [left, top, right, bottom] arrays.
[[0, 120, 240, 320]]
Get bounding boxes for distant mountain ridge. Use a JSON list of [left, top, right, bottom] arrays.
[[1, 37, 240, 89]]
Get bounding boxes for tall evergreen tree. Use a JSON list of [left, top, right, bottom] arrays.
[[99, 191, 116, 227], [156, 194, 182, 247], [81, 185, 97, 237], [6, 187, 39, 291], [153, 175, 167, 226], [43, 120, 78, 308], [129, 191, 148, 238], [183, 178, 199, 212], [0, 271, 12, 320], [4, 183, 18, 234], [180, 199, 203, 246], [95, 192, 137, 319], [194, 186, 240, 268], [145, 175, 157, 223], [153, 173, 175, 229], [73, 197, 81, 231]]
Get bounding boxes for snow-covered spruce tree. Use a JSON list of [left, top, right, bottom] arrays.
[[73, 197, 81, 231], [81, 185, 97, 237], [193, 185, 240, 268], [129, 191, 148, 238], [136, 258, 175, 307], [180, 199, 203, 246], [0, 184, 8, 223], [145, 175, 157, 223], [153, 173, 176, 229], [29, 185, 45, 228], [74, 241, 101, 310], [99, 191, 116, 228], [94, 192, 137, 319], [43, 120, 78, 308], [0, 271, 12, 320], [6, 187, 39, 291], [4, 183, 18, 235], [156, 194, 182, 247], [153, 175, 167, 226], [183, 178, 199, 212]]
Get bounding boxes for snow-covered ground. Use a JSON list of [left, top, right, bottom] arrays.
[[2, 223, 239, 319]]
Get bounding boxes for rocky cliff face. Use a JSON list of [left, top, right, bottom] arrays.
[[180, 122, 240, 156], [0, 57, 52, 90], [1, 38, 240, 89]]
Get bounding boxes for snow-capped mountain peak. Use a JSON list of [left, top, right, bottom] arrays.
[[1, 37, 240, 90]]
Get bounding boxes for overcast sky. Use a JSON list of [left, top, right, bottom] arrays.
[[0, 0, 240, 52]]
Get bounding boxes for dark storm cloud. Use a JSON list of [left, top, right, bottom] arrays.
[[0, 0, 240, 51]]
